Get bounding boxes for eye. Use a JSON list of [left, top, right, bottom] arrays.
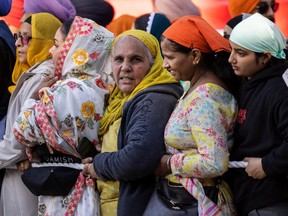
[[131, 57, 142, 63], [113, 56, 123, 62], [237, 50, 246, 57], [163, 54, 174, 60]]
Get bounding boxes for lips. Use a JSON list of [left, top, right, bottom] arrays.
[[167, 69, 175, 76], [231, 65, 238, 71], [119, 76, 133, 83], [18, 51, 25, 56]]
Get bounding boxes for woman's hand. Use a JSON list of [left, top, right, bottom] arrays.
[[244, 157, 266, 179], [154, 155, 172, 177], [31, 74, 58, 100], [82, 157, 99, 179], [16, 159, 31, 172]]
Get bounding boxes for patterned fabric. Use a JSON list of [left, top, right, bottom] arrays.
[[165, 83, 238, 215], [13, 16, 114, 216], [9, 13, 61, 93]]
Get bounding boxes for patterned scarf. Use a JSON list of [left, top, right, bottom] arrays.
[[13, 16, 115, 215], [168, 147, 222, 215]]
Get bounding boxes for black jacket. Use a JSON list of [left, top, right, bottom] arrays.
[[229, 62, 288, 215], [94, 83, 183, 216]]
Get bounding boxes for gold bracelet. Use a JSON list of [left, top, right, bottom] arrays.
[[166, 155, 172, 172]]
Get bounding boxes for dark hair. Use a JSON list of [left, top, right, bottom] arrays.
[[134, 14, 150, 30], [255, 52, 287, 67], [161, 37, 241, 98], [59, 19, 74, 41], [24, 16, 32, 24]]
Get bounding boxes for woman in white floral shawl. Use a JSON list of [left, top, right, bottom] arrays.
[[13, 16, 114, 216]]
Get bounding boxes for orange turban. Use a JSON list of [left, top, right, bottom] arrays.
[[229, 0, 259, 17], [163, 15, 231, 53], [107, 14, 136, 36]]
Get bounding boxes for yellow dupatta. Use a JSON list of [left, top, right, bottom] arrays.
[[99, 29, 177, 135], [8, 12, 61, 93]]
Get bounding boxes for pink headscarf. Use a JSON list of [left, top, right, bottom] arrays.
[[152, 0, 200, 22]]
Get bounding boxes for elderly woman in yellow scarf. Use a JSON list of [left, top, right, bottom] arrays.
[[0, 12, 61, 216], [82, 29, 183, 216]]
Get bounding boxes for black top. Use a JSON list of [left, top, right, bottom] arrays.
[[0, 20, 15, 120], [228, 62, 288, 215]]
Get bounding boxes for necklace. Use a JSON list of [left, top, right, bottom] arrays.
[[180, 71, 209, 101], [188, 71, 209, 92]]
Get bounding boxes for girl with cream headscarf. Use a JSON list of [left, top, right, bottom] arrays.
[[228, 13, 288, 216], [0, 12, 61, 216]]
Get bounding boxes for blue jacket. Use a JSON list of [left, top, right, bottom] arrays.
[[94, 83, 183, 216]]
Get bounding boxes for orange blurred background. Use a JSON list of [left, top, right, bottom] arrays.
[[107, 0, 288, 37]]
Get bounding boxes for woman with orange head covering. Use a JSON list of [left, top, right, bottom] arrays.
[[144, 15, 239, 215]]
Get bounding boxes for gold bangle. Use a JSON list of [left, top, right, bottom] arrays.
[[166, 155, 172, 172]]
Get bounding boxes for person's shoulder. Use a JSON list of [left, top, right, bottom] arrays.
[[30, 59, 54, 75], [141, 83, 183, 98]]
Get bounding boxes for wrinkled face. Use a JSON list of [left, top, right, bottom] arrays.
[[49, 27, 65, 65], [111, 36, 151, 95], [229, 41, 266, 79], [161, 38, 193, 81], [15, 22, 31, 64]]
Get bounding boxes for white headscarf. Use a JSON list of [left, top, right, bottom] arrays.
[[230, 13, 286, 59], [13, 16, 115, 159]]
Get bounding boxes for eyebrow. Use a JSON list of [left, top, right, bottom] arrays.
[[19, 31, 31, 36]]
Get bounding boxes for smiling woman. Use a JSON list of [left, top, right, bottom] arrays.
[[145, 15, 239, 215]]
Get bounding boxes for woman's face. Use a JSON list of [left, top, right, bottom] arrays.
[[112, 36, 151, 94], [15, 22, 31, 64], [161, 39, 193, 81], [49, 27, 65, 65], [229, 41, 266, 78]]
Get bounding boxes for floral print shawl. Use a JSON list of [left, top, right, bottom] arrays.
[[13, 16, 114, 159], [13, 16, 114, 216]]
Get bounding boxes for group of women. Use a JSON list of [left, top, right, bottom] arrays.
[[0, 6, 287, 216]]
